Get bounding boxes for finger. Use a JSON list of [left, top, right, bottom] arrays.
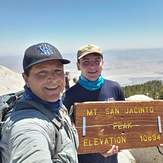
[[102, 145, 119, 157]]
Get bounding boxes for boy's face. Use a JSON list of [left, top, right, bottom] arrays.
[[23, 60, 65, 102], [77, 53, 104, 81]]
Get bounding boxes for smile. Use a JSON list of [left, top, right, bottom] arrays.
[[88, 71, 97, 74], [45, 87, 58, 90]]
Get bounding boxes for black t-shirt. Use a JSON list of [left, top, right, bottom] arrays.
[[63, 79, 124, 111], [62, 79, 125, 163]]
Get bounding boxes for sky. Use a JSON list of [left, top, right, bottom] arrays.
[[0, 0, 163, 56]]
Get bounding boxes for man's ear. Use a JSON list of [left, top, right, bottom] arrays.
[[102, 59, 104, 66], [77, 62, 80, 70], [22, 73, 29, 87]]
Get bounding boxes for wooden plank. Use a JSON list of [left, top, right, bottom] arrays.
[[73, 100, 163, 154]]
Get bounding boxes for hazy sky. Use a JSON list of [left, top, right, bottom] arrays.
[[0, 0, 163, 56]]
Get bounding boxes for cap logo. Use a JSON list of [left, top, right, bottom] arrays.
[[38, 44, 53, 56]]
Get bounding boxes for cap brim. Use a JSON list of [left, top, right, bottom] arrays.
[[78, 52, 103, 59], [24, 58, 70, 70]]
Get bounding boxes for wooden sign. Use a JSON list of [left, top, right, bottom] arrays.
[[73, 100, 163, 154]]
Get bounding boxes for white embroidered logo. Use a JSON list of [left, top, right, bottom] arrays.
[[38, 44, 53, 56]]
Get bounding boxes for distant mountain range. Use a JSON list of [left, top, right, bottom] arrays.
[[0, 48, 163, 86], [0, 55, 23, 73], [65, 48, 163, 86]]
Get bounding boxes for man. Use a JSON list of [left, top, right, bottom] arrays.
[[0, 43, 78, 163], [63, 44, 125, 163]]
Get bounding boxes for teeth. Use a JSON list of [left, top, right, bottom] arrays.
[[89, 71, 97, 73], [46, 87, 57, 90]]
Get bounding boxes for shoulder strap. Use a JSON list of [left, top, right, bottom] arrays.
[[14, 100, 63, 129], [2, 100, 64, 160]]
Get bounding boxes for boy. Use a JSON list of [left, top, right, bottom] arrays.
[[63, 44, 125, 163]]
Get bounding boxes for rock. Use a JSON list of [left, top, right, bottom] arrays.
[[118, 150, 136, 163], [0, 65, 24, 95], [126, 94, 163, 163], [126, 94, 153, 101], [130, 147, 163, 163]]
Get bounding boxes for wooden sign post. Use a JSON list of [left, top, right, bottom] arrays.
[[73, 100, 163, 154]]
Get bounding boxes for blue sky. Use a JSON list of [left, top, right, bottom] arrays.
[[0, 0, 163, 56]]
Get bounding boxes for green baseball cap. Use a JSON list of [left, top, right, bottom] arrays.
[[77, 44, 103, 60]]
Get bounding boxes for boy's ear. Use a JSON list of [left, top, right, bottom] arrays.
[[22, 73, 29, 87]]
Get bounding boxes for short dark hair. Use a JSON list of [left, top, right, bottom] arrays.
[[23, 67, 32, 76]]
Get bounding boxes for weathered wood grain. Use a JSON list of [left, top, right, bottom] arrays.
[[74, 100, 163, 154]]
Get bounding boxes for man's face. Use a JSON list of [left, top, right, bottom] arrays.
[[77, 53, 103, 81], [23, 60, 65, 102]]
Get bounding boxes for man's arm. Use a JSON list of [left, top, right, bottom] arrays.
[[2, 113, 54, 163]]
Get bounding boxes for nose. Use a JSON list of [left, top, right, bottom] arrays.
[[47, 72, 56, 81], [89, 61, 96, 68], [88, 61, 94, 66]]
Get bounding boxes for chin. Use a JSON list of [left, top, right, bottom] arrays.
[[43, 95, 60, 102], [88, 77, 99, 81], [87, 74, 99, 80], [46, 98, 59, 102]]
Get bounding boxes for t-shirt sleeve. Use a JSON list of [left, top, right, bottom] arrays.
[[117, 86, 125, 100]]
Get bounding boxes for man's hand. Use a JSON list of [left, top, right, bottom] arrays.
[[102, 145, 119, 157]]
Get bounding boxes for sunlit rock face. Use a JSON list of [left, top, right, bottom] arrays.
[[126, 94, 153, 101], [127, 94, 163, 163], [0, 65, 24, 95]]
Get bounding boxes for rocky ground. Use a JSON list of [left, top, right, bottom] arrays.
[[0, 65, 24, 95]]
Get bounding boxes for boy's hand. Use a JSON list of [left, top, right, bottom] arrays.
[[102, 145, 119, 157]]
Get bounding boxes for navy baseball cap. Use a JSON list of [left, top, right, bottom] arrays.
[[23, 43, 70, 71]]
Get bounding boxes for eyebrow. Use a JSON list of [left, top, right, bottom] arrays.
[[82, 56, 101, 60]]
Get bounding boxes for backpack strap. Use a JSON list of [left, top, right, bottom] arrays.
[[4, 100, 64, 160], [0, 90, 24, 122], [14, 100, 63, 129]]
